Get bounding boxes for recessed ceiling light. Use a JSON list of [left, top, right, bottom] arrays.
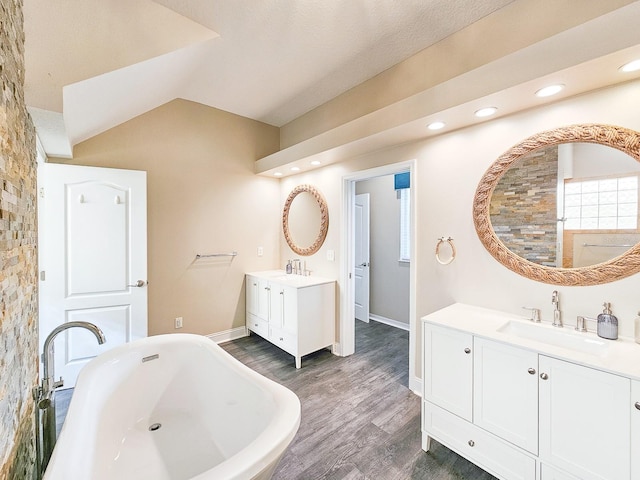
[[620, 59, 640, 73], [291, 166, 300, 172], [310, 160, 321, 166], [427, 121, 446, 130], [475, 107, 497, 118], [535, 84, 565, 97], [274, 172, 283, 177]]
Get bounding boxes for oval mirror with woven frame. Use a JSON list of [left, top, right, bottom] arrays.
[[473, 124, 640, 286], [283, 184, 329, 256]]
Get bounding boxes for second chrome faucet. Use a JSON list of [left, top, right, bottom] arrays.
[[551, 290, 562, 327]]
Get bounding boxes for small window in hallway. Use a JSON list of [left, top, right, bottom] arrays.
[[399, 187, 410, 261]]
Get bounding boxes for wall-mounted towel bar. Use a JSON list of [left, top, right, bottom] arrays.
[[582, 243, 633, 248], [196, 252, 238, 259]]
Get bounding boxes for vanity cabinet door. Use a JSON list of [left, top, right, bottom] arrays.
[[246, 275, 271, 321], [246, 275, 268, 319], [473, 338, 538, 454], [632, 380, 640, 480], [539, 355, 630, 480], [423, 324, 473, 421]]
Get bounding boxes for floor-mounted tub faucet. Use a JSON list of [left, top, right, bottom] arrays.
[[551, 290, 562, 327], [37, 321, 105, 473]]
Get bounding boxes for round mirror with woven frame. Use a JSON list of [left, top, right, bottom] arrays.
[[473, 124, 640, 286], [283, 184, 329, 256]]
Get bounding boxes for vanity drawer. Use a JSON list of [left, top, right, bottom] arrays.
[[269, 326, 297, 354], [423, 401, 536, 480], [541, 464, 580, 480], [247, 313, 268, 338]]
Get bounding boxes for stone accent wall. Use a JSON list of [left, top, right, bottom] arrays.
[[490, 146, 558, 266], [0, 0, 39, 479]]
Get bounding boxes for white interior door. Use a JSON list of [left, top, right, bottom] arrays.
[[38, 163, 147, 388], [354, 193, 370, 322]]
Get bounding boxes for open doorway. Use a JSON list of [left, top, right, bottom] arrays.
[[354, 174, 410, 330], [340, 160, 418, 392]]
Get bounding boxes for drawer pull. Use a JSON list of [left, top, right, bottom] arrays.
[[528, 368, 536, 375], [540, 373, 549, 380], [254, 323, 258, 327], [280, 337, 284, 341], [468, 440, 475, 447], [635, 402, 640, 411], [464, 348, 471, 354]]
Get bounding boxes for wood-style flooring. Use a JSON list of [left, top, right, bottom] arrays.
[[55, 320, 497, 479], [221, 320, 497, 480]]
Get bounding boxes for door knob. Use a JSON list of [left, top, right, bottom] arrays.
[[528, 368, 536, 375], [127, 280, 146, 287], [635, 402, 640, 411], [540, 373, 549, 380], [464, 348, 471, 354]]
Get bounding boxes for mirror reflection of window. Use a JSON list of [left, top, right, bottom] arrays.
[[563, 176, 638, 230], [559, 143, 640, 267]]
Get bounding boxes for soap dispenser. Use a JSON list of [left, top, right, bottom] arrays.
[[596, 302, 618, 340], [286, 260, 292, 274]]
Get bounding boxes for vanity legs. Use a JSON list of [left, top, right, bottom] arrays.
[[422, 434, 432, 452]]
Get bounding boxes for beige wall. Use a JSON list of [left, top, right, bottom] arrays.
[[356, 175, 410, 325], [279, 0, 636, 149], [54, 99, 281, 336], [280, 79, 640, 381]]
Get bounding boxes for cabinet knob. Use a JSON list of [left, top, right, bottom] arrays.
[[540, 373, 549, 380], [265, 287, 270, 291], [528, 368, 536, 375], [280, 291, 284, 295], [464, 348, 471, 354], [279, 337, 284, 341], [468, 440, 475, 447], [635, 402, 640, 411]]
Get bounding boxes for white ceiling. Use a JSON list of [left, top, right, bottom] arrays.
[[23, 0, 515, 156]]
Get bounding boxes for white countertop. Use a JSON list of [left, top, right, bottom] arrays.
[[246, 270, 336, 288], [422, 303, 640, 381]]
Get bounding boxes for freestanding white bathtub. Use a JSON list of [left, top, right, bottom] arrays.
[[43, 334, 301, 480]]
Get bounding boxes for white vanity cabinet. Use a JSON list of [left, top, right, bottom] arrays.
[[422, 304, 640, 480], [538, 356, 630, 480], [422, 324, 537, 480], [245, 272, 335, 368]]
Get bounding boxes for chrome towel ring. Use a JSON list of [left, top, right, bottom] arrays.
[[435, 237, 456, 265]]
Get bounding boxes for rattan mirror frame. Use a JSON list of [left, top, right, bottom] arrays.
[[473, 124, 640, 286], [283, 184, 329, 256]]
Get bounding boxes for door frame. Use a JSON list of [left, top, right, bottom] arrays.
[[340, 159, 418, 393]]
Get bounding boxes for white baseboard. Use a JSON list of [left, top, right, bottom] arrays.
[[369, 314, 410, 331], [207, 326, 248, 344], [410, 376, 422, 397]]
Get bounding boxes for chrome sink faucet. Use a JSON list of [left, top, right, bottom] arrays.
[[551, 290, 562, 327], [522, 307, 541, 323]]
